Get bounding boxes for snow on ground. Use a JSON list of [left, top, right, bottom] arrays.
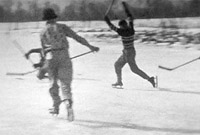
[[0, 20, 200, 135]]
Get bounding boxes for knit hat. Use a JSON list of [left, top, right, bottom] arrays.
[[42, 8, 58, 20]]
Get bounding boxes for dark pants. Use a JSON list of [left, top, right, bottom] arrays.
[[114, 48, 150, 82]]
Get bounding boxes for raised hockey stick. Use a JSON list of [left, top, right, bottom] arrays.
[[105, 0, 115, 16], [158, 57, 200, 71]]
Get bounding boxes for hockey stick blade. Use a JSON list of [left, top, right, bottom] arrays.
[[158, 65, 173, 71], [159, 57, 200, 71], [6, 69, 38, 76], [6, 72, 26, 76]]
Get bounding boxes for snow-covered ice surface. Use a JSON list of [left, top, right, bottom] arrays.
[[0, 20, 200, 135]]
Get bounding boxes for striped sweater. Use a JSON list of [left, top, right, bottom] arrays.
[[105, 18, 135, 49]]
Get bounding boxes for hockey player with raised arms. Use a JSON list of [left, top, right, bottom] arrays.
[[104, 2, 155, 88]]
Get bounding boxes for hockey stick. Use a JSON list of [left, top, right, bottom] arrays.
[[6, 51, 94, 76], [6, 69, 38, 76], [105, 0, 115, 16], [158, 57, 200, 71], [70, 51, 93, 60], [12, 40, 34, 65]]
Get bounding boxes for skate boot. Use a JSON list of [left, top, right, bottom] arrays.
[[148, 77, 155, 88], [112, 81, 123, 88], [49, 99, 62, 116], [65, 99, 74, 122], [49, 107, 59, 115]]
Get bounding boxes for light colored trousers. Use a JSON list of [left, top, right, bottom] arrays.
[[46, 54, 73, 108]]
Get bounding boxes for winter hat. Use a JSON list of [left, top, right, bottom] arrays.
[[42, 8, 58, 20]]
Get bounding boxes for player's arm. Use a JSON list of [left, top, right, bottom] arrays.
[[104, 15, 119, 32], [64, 25, 99, 52], [122, 2, 134, 30]]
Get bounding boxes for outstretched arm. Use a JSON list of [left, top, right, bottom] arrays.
[[122, 2, 132, 18], [64, 25, 99, 52], [122, 1, 134, 30], [104, 15, 119, 32]]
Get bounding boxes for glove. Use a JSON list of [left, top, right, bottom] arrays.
[[89, 46, 100, 52]]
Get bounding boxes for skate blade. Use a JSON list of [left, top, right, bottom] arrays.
[[112, 86, 123, 89], [49, 109, 59, 116], [51, 114, 59, 117], [49, 111, 59, 116]]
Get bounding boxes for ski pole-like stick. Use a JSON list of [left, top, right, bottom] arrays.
[[12, 40, 34, 65], [105, 0, 115, 16], [158, 57, 200, 71]]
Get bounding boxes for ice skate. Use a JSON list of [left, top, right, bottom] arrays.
[[49, 99, 63, 116], [112, 81, 123, 89], [67, 107, 74, 122], [148, 77, 155, 88], [49, 107, 59, 116], [65, 99, 74, 122]]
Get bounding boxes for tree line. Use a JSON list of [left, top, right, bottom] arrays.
[[0, 0, 200, 22]]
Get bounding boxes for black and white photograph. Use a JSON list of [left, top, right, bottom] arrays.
[[1, 0, 200, 134]]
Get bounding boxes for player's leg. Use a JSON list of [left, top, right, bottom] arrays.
[[59, 60, 74, 121], [113, 54, 126, 87]]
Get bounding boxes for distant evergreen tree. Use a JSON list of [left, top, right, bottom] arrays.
[[190, 0, 200, 16], [15, 2, 28, 22], [2, 0, 13, 22], [1, 0, 200, 22], [147, 0, 174, 18], [28, 1, 40, 21], [0, 6, 5, 22], [61, 2, 77, 20]]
